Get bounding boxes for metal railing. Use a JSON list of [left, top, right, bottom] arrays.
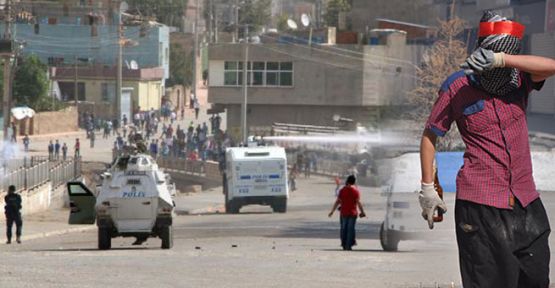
[[286, 153, 351, 177], [156, 156, 221, 181], [0, 157, 81, 193], [157, 157, 205, 175]]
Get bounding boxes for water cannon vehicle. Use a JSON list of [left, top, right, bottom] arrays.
[[223, 146, 288, 213]]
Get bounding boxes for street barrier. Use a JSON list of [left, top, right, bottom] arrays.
[[156, 156, 221, 181], [0, 157, 81, 193]]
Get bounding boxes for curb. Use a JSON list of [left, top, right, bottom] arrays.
[[2, 225, 96, 244], [530, 132, 555, 141], [176, 204, 225, 215]]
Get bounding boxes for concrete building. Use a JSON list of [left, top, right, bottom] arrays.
[[4, 23, 170, 81], [5, 0, 170, 80], [51, 65, 165, 119], [349, 0, 439, 33], [207, 31, 424, 140]]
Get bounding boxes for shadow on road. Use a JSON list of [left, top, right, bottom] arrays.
[[31, 247, 150, 252], [269, 221, 381, 240], [318, 248, 408, 253]]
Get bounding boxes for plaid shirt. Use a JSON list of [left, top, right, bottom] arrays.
[[425, 71, 544, 209]]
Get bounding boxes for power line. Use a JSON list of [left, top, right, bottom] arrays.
[[260, 32, 420, 69]]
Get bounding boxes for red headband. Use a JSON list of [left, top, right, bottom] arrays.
[[479, 21, 525, 39]]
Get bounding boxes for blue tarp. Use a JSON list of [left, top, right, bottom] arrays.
[[436, 152, 464, 193]]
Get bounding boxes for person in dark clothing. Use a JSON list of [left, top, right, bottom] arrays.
[[10, 122, 17, 143], [5, 185, 22, 244], [48, 140, 54, 160], [328, 175, 366, 250], [54, 140, 61, 160]]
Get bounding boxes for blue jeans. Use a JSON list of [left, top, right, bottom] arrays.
[[340, 216, 357, 250]]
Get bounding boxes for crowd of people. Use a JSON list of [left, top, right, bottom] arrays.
[[102, 107, 231, 164]]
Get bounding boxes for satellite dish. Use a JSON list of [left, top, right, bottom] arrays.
[[332, 114, 340, 122], [301, 13, 311, 27], [287, 19, 298, 30], [119, 1, 129, 12], [130, 60, 139, 70]]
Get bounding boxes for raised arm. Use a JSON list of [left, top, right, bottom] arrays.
[[504, 54, 555, 82], [461, 48, 555, 83]]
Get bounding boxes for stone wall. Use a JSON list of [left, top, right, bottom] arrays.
[[29, 107, 78, 135]]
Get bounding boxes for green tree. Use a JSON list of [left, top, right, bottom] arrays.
[[276, 14, 289, 32], [238, 0, 272, 32], [12, 55, 54, 112], [167, 43, 193, 88], [324, 0, 351, 29], [126, 0, 188, 27]]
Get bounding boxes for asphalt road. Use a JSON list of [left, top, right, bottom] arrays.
[[2, 176, 555, 288]]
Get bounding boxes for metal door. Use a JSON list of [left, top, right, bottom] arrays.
[[67, 181, 96, 225]]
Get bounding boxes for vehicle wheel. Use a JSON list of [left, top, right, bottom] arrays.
[[229, 201, 241, 214], [379, 221, 399, 252], [273, 198, 287, 213], [160, 225, 173, 249], [98, 227, 111, 250]]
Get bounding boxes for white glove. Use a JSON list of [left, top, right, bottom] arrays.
[[460, 47, 505, 75], [419, 182, 447, 230]]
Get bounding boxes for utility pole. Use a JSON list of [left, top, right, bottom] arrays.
[[2, 0, 12, 138], [116, 8, 123, 120], [241, 25, 248, 144], [234, 0, 239, 43], [208, 0, 213, 43], [74, 55, 78, 106], [192, 0, 199, 102]]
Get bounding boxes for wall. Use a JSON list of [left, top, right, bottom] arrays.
[[530, 31, 555, 115], [77, 78, 162, 118], [0, 183, 52, 216], [208, 44, 363, 107], [29, 106, 79, 135], [165, 85, 190, 111], [363, 39, 425, 107], [1, 24, 170, 80], [225, 104, 380, 139], [349, 0, 439, 33], [135, 81, 162, 111]]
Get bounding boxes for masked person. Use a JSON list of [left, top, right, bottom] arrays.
[[5, 185, 22, 244], [419, 11, 555, 287]]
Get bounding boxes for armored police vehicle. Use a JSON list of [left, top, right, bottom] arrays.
[[67, 153, 176, 250], [223, 146, 288, 213]]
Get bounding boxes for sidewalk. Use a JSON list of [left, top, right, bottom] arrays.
[[174, 187, 225, 215], [0, 189, 225, 244], [0, 208, 95, 244]]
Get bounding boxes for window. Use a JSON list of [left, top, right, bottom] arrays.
[[279, 62, 293, 86], [266, 62, 279, 86], [224, 61, 243, 86], [101, 83, 115, 102], [251, 62, 265, 86], [127, 179, 141, 185], [223, 61, 293, 87]]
